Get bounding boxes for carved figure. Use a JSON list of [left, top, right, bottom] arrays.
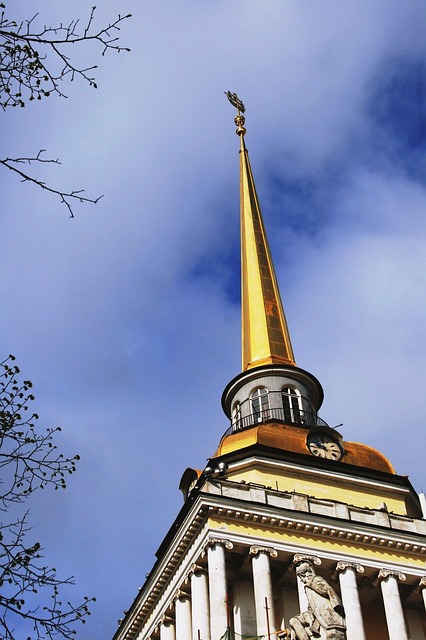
[[280, 561, 346, 640]]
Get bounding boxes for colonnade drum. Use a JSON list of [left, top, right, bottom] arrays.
[[152, 540, 426, 640]]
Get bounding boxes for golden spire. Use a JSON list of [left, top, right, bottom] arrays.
[[225, 92, 296, 371]]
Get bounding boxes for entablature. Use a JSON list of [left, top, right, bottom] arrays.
[[114, 487, 425, 640], [203, 476, 426, 536]]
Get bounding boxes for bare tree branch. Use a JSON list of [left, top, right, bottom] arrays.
[[0, 3, 131, 216], [0, 355, 95, 638], [1, 152, 102, 218], [0, 4, 131, 108]]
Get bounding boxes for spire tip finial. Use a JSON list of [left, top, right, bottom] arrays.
[[225, 90, 246, 136]]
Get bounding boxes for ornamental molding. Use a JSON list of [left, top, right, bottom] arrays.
[[378, 569, 407, 583], [187, 563, 206, 578], [204, 536, 234, 551], [336, 561, 365, 574], [293, 554, 321, 568], [206, 504, 425, 554], [249, 545, 278, 558], [154, 613, 174, 632], [171, 588, 190, 603]]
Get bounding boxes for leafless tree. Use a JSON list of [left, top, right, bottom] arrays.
[[0, 355, 94, 638], [0, 3, 131, 216]]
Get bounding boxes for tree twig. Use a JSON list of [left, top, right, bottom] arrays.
[[1, 152, 103, 217]]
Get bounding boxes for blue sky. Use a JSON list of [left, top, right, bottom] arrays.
[[1, 1, 426, 638]]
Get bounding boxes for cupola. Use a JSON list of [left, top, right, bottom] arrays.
[[217, 94, 396, 479]]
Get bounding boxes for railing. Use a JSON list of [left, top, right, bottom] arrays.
[[223, 408, 329, 439]]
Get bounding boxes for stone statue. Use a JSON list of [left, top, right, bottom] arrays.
[[279, 561, 346, 640]]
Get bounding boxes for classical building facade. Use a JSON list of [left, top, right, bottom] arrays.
[[113, 104, 426, 640]]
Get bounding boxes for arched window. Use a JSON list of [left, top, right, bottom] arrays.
[[231, 402, 241, 430], [282, 386, 302, 424], [250, 387, 269, 422]]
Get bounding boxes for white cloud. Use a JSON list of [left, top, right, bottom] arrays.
[[0, 1, 425, 637]]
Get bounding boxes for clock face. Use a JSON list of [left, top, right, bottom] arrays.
[[307, 432, 343, 461]]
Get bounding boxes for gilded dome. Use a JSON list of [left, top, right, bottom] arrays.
[[214, 422, 395, 474]]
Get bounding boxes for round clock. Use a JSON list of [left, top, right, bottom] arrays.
[[307, 431, 344, 461]]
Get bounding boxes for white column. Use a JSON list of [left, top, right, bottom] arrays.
[[232, 579, 257, 637], [250, 545, 277, 637], [378, 569, 408, 640], [160, 620, 176, 640], [191, 568, 211, 640], [296, 573, 308, 612], [293, 554, 321, 613], [336, 562, 366, 640], [175, 594, 192, 640], [206, 538, 233, 640], [420, 577, 426, 611]]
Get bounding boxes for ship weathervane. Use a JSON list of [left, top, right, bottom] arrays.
[[224, 91, 246, 114]]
